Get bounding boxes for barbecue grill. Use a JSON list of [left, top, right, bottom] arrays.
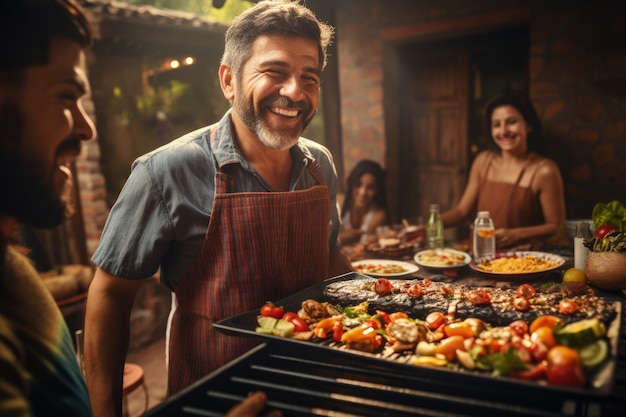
[[145, 296, 625, 417]]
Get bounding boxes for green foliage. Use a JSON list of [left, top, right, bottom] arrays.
[[121, 0, 254, 22]]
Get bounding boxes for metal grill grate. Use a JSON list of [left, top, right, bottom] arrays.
[[146, 317, 626, 417]]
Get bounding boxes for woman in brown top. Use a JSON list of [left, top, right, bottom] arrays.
[[441, 88, 569, 250]]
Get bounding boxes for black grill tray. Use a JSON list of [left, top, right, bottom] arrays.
[[214, 272, 622, 398]]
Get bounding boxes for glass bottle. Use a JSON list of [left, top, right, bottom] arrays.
[[426, 203, 444, 249], [574, 221, 592, 272], [473, 211, 495, 259]]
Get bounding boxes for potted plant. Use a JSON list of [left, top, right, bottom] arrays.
[[584, 200, 626, 291]]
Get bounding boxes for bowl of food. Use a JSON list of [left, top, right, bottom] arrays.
[[582, 200, 626, 291], [414, 248, 471, 269], [470, 251, 565, 280], [586, 251, 626, 291]]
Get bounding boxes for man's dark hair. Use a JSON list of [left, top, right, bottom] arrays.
[[483, 88, 544, 154], [0, 0, 92, 79], [0, 0, 92, 271], [221, 0, 334, 79]]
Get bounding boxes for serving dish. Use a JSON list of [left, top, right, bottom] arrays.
[[365, 242, 416, 258], [413, 248, 471, 269], [351, 259, 419, 277], [470, 251, 566, 280], [214, 272, 621, 397]]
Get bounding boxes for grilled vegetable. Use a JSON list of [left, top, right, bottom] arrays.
[[586, 200, 626, 252], [255, 316, 296, 337], [553, 318, 606, 347], [260, 302, 285, 319], [595, 224, 618, 239], [281, 311, 310, 332], [546, 346, 586, 388], [578, 339, 609, 368]]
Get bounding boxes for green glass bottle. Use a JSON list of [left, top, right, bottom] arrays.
[[427, 203, 444, 249]]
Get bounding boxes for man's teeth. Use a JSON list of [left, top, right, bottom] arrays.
[[271, 107, 299, 117]]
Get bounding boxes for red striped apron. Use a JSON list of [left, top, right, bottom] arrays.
[[167, 157, 330, 395]]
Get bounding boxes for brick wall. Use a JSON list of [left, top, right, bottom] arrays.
[[335, 0, 626, 218]]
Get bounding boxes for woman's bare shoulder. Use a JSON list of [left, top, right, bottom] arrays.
[[533, 155, 560, 173], [532, 156, 562, 184]]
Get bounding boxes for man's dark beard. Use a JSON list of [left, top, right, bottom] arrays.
[[0, 101, 69, 228]]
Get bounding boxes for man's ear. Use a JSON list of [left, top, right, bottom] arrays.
[[218, 64, 235, 103]]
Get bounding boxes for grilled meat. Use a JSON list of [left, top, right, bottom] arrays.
[[298, 299, 341, 324], [323, 277, 617, 327]]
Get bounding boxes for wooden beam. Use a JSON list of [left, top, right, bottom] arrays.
[[381, 8, 531, 43]]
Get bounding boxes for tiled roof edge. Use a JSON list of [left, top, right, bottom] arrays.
[[78, 0, 227, 30]]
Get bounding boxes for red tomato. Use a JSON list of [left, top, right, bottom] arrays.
[[407, 283, 423, 298], [558, 299, 580, 315], [374, 278, 393, 296], [332, 321, 344, 342], [511, 362, 547, 381], [595, 224, 617, 239], [260, 302, 284, 319], [364, 318, 382, 330], [466, 290, 491, 305], [375, 310, 391, 326], [509, 320, 529, 338], [425, 311, 446, 330], [513, 296, 531, 311], [517, 284, 536, 299], [546, 346, 586, 388], [527, 339, 549, 362], [281, 312, 310, 332]]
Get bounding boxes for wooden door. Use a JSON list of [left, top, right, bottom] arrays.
[[397, 50, 469, 240]]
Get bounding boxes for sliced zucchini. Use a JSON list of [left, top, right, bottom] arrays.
[[257, 316, 278, 330], [578, 339, 609, 369], [271, 319, 295, 338], [553, 318, 606, 347], [255, 327, 274, 335]]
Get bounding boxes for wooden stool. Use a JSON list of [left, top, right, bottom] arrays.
[[122, 363, 149, 417]]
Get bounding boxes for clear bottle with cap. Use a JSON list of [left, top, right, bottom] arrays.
[[426, 203, 444, 249], [473, 211, 495, 259], [574, 221, 592, 272]]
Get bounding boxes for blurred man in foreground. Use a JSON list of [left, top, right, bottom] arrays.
[[0, 0, 94, 414], [0, 1, 279, 416]]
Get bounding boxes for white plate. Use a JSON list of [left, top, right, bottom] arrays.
[[351, 259, 419, 277], [469, 251, 566, 280], [413, 248, 472, 269]]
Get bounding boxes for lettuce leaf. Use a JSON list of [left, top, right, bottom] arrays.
[[592, 200, 626, 232]]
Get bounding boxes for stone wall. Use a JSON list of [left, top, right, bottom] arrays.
[[335, 0, 626, 218]]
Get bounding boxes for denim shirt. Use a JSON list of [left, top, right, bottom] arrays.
[[92, 110, 342, 290]]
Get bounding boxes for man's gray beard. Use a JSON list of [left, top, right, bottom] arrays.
[[235, 95, 312, 151], [255, 122, 299, 151]]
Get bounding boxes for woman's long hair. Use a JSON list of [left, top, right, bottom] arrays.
[[341, 159, 389, 220]]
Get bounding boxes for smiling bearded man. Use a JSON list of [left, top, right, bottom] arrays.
[[84, 2, 353, 415]]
